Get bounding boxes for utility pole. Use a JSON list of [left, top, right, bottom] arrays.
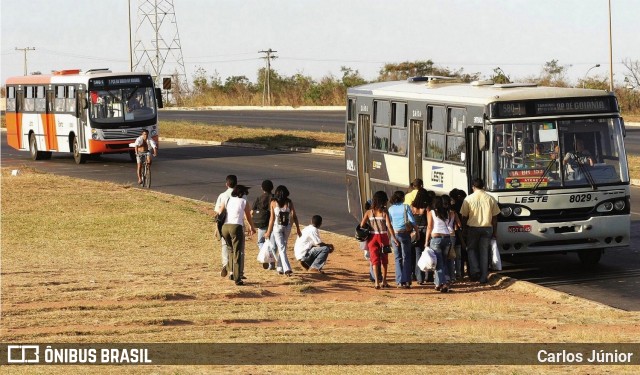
[[15, 47, 35, 76], [259, 48, 277, 106]]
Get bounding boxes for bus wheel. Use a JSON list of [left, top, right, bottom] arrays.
[[72, 135, 88, 164], [578, 249, 602, 267], [29, 133, 44, 160]]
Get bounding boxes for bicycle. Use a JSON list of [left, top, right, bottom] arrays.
[[138, 151, 152, 188]]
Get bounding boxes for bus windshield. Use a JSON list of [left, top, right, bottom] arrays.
[[488, 117, 628, 191], [89, 86, 156, 124]]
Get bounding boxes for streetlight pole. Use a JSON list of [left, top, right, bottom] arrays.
[[582, 64, 601, 88], [128, 0, 133, 72], [608, 0, 614, 91]]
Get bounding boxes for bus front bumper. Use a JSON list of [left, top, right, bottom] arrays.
[[497, 214, 629, 254]]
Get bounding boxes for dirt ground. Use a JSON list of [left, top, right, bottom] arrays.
[[2, 169, 639, 374]]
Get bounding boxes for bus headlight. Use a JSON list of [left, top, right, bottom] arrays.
[[151, 129, 158, 136], [513, 207, 522, 216], [597, 202, 614, 212], [614, 200, 626, 211], [500, 207, 513, 217]]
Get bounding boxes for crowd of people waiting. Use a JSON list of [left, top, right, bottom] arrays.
[[214, 174, 500, 291], [358, 177, 500, 292]]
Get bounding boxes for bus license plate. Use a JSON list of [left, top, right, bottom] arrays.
[[508, 225, 532, 233]]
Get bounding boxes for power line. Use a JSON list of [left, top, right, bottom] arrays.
[[15, 47, 35, 75]]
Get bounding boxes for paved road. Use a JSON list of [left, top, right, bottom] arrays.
[[2, 133, 639, 311], [159, 109, 345, 133]]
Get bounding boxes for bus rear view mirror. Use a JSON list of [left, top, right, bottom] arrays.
[[621, 118, 626, 138], [478, 130, 489, 151]]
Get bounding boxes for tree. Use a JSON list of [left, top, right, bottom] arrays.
[[491, 67, 511, 84], [378, 60, 438, 81], [538, 59, 570, 87], [340, 66, 366, 87], [622, 58, 640, 88]]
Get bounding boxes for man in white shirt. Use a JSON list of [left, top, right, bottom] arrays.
[[294, 215, 334, 273], [133, 129, 157, 185], [214, 175, 237, 278]]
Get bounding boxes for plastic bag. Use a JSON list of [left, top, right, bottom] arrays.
[[257, 240, 276, 264], [418, 247, 437, 271], [490, 239, 502, 271]]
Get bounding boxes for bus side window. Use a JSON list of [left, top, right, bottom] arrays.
[[372, 100, 390, 152], [35, 86, 46, 112], [24, 86, 35, 112], [425, 105, 446, 160], [6, 86, 16, 112], [66, 86, 76, 113], [55, 86, 66, 112]]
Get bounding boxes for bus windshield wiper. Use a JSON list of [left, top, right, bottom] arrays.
[[530, 159, 557, 194], [575, 154, 597, 191]]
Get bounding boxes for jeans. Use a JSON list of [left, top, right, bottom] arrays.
[[430, 236, 451, 287], [302, 246, 331, 270], [391, 232, 413, 284], [466, 227, 493, 283], [273, 225, 292, 273], [444, 237, 457, 282], [452, 243, 463, 280]]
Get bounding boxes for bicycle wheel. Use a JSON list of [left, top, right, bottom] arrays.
[[143, 163, 151, 188]]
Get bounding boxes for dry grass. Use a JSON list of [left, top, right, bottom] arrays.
[[2, 168, 640, 374], [159, 120, 344, 150]]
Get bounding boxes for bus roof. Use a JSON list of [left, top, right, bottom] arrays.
[[347, 80, 613, 105], [5, 71, 152, 85]]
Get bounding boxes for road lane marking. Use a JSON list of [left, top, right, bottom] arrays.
[[303, 168, 341, 175]]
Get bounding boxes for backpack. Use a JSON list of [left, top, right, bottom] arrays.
[[252, 194, 271, 228]]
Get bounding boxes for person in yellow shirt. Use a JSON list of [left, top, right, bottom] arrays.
[[404, 178, 423, 205], [460, 178, 500, 284]]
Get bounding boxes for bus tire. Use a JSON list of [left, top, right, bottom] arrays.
[[29, 133, 44, 161], [578, 249, 602, 267], [72, 135, 88, 164]]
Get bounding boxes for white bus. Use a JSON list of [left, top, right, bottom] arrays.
[[345, 77, 629, 265], [5, 69, 163, 164]]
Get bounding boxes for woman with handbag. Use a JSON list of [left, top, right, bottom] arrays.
[[388, 191, 420, 288], [216, 185, 257, 286], [426, 195, 460, 293], [264, 185, 302, 277], [359, 191, 398, 289]]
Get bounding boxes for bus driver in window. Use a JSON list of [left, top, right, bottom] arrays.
[[563, 138, 594, 180]]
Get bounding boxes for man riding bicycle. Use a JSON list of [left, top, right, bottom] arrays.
[[134, 129, 158, 185]]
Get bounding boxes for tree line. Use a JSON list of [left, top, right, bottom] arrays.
[[173, 59, 640, 114]]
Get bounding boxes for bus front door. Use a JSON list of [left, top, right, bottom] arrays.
[[465, 127, 484, 192], [409, 119, 423, 184], [357, 113, 371, 211]]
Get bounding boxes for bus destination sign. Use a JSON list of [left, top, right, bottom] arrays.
[[493, 97, 614, 118], [535, 98, 610, 115], [90, 76, 150, 89]]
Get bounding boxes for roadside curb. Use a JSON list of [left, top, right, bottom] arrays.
[[160, 136, 345, 156], [489, 274, 622, 311]]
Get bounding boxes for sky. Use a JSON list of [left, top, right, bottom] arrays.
[[1, 0, 639, 87]]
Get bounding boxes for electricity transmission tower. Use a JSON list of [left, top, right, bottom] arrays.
[[259, 48, 277, 106], [132, 0, 187, 104]]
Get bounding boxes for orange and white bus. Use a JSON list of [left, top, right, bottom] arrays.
[[4, 69, 163, 164]]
